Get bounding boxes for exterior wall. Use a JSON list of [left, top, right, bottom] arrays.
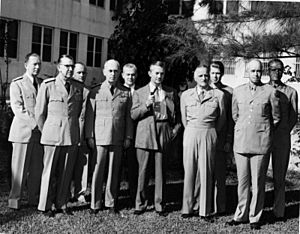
[[0, 0, 117, 89]]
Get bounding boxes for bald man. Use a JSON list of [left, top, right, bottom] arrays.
[[85, 59, 133, 214], [226, 59, 281, 230]]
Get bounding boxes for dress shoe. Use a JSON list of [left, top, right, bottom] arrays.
[[250, 222, 261, 230], [133, 210, 145, 215], [156, 210, 168, 217], [109, 207, 119, 215], [273, 215, 287, 223], [225, 219, 244, 226], [181, 213, 193, 219], [200, 216, 214, 223], [40, 210, 55, 218], [90, 208, 100, 215], [56, 208, 73, 216]]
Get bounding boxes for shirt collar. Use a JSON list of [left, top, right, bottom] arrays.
[[25, 72, 34, 84], [149, 82, 162, 93]]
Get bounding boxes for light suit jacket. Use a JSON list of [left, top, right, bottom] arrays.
[[131, 84, 181, 150], [85, 80, 133, 146], [35, 75, 84, 146], [232, 83, 281, 154], [9, 73, 43, 143]]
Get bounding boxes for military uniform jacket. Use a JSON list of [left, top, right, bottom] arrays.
[[131, 84, 181, 150], [214, 84, 234, 150], [271, 82, 298, 133], [35, 75, 84, 146], [85, 80, 133, 146], [9, 73, 43, 143], [78, 83, 90, 145], [180, 86, 226, 131], [232, 83, 281, 154]]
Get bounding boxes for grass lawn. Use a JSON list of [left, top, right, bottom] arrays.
[[0, 146, 299, 233]]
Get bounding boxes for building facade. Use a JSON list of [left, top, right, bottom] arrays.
[[0, 0, 120, 89]]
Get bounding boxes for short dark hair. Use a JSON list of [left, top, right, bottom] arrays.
[[150, 61, 165, 70], [268, 59, 284, 69], [210, 61, 224, 74], [58, 54, 74, 64], [25, 52, 40, 63]]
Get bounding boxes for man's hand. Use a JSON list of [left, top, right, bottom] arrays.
[[145, 94, 155, 108], [124, 138, 131, 149], [87, 138, 95, 149]]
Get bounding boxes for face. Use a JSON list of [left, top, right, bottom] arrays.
[[269, 61, 283, 82], [73, 64, 87, 82], [210, 66, 222, 84], [103, 60, 120, 85], [58, 57, 74, 81], [194, 67, 210, 88], [149, 65, 164, 86], [25, 55, 41, 77], [122, 67, 137, 87], [248, 60, 262, 84]]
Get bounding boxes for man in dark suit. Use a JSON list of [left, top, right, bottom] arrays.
[[8, 53, 44, 209], [226, 59, 281, 230], [122, 63, 139, 207], [131, 61, 181, 216], [268, 59, 298, 221]]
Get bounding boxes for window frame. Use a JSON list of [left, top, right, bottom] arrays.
[[0, 18, 19, 59], [86, 35, 103, 68], [31, 24, 53, 62], [59, 30, 78, 61]]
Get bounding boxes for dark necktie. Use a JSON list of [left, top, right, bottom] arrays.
[[65, 81, 70, 94], [110, 85, 114, 95], [33, 78, 38, 91]]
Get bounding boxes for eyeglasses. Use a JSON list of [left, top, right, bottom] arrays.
[[61, 64, 74, 69], [270, 68, 283, 72]]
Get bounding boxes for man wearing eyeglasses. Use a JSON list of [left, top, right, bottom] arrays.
[[268, 59, 298, 222], [35, 54, 85, 217]]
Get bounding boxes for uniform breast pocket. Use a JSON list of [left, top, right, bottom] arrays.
[[204, 101, 218, 116], [25, 94, 35, 108]]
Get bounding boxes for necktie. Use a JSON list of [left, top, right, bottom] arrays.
[[199, 90, 205, 101], [33, 78, 38, 91], [110, 85, 114, 95], [65, 81, 70, 94]]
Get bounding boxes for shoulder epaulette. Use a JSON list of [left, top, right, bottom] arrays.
[[12, 76, 23, 82], [44, 77, 56, 83]]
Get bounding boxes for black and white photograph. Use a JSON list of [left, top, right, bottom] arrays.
[[0, 0, 299, 233]]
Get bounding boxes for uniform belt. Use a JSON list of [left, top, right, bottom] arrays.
[[155, 119, 169, 123], [186, 123, 215, 129]]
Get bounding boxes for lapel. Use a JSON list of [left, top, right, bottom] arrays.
[[22, 73, 37, 97], [162, 85, 175, 114], [190, 87, 199, 101]]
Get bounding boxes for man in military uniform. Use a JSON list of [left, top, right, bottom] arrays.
[[8, 53, 44, 209], [71, 62, 91, 203], [268, 59, 298, 221], [121, 63, 139, 207], [131, 61, 181, 216], [85, 59, 133, 214], [35, 54, 84, 217], [226, 59, 281, 230]]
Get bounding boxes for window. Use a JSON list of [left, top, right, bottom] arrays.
[[86, 36, 102, 67], [0, 19, 19, 58], [32, 25, 53, 62], [224, 59, 235, 75], [89, 0, 104, 8], [262, 60, 269, 76], [226, 0, 239, 15], [165, 0, 181, 15], [59, 30, 78, 61]]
